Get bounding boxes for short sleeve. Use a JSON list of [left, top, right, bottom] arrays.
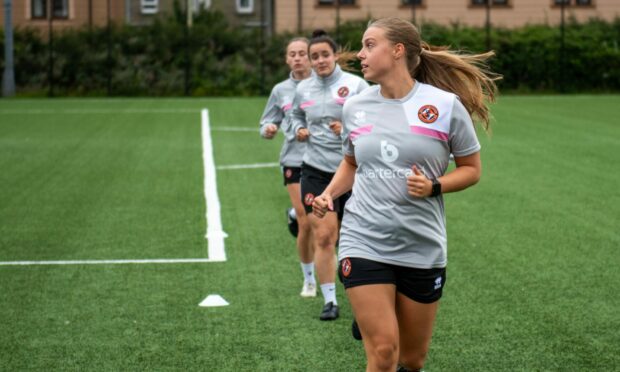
[[449, 98, 481, 157], [341, 100, 355, 157]]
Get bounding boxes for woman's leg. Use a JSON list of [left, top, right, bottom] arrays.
[[347, 284, 399, 372], [286, 183, 313, 263], [308, 211, 339, 318], [286, 182, 316, 296], [395, 294, 439, 371]]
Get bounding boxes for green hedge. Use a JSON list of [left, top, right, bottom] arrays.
[[1, 12, 618, 96]]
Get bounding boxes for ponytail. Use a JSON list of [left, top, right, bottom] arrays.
[[416, 43, 500, 131], [369, 18, 501, 131], [309, 29, 357, 72]]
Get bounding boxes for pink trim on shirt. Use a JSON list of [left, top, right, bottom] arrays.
[[282, 103, 293, 112], [349, 125, 374, 141], [335, 98, 346, 105], [300, 100, 315, 110], [409, 125, 449, 142]]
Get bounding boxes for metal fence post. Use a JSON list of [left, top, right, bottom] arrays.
[[2, 0, 15, 97]]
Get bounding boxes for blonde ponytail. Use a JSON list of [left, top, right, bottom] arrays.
[[336, 48, 358, 72], [369, 18, 502, 131]]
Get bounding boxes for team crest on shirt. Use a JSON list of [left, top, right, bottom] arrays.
[[342, 258, 352, 277], [285, 169, 293, 178], [304, 193, 315, 206], [337, 86, 350, 97], [418, 105, 439, 124]]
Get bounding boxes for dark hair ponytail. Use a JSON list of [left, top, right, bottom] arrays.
[[309, 29, 338, 53], [308, 29, 357, 72]]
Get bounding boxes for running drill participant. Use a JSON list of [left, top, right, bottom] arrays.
[[313, 17, 499, 371], [259, 37, 317, 298], [291, 30, 369, 321]]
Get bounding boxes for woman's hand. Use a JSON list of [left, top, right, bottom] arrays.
[[329, 120, 342, 136], [263, 124, 278, 139], [296, 128, 310, 141], [312, 193, 334, 218], [407, 165, 432, 198]]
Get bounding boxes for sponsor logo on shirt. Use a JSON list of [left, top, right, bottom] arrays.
[[337, 86, 350, 97], [361, 167, 413, 179], [418, 105, 439, 124], [380, 140, 399, 163]]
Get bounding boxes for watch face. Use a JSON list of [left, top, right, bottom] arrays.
[[431, 179, 442, 196]]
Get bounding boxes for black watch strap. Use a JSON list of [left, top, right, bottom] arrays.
[[430, 178, 442, 197]]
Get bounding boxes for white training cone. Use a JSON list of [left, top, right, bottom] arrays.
[[199, 294, 229, 307]]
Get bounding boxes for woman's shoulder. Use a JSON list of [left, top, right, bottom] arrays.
[[417, 82, 458, 102], [344, 85, 379, 107], [340, 71, 367, 84]]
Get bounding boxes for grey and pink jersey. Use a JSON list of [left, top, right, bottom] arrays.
[[259, 72, 309, 167], [291, 65, 369, 173], [339, 82, 481, 269]]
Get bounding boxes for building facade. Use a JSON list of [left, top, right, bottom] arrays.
[[2, 0, 618, 36], [275, 0, 620, 33], [1, 0, 270, 34]]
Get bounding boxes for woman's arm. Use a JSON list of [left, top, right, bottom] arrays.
[[313, 155, 357, 217], [407, 152, 481, 198]]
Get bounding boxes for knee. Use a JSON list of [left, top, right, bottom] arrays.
[[370, 341, 398, 371], [297, 214, 310, 231], [313, 229, 335, 249], [399, 350, 427, 371]]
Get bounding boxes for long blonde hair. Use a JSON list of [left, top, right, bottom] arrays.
[[368, 18, 501, 131]]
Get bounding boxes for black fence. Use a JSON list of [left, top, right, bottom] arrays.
[[1, 8, 619, 97]]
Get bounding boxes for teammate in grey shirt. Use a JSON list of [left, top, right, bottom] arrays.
[[290, 30, 369, 321], [313, 18, 500, 371], [259, 37, 317, 298]]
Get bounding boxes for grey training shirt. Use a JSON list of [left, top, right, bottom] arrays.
[[259, 72, 309, 167], [291, 65, 369, 173], [339, 82, 481, 269]]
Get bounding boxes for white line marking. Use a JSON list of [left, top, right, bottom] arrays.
[[216, 162, 279, 170], [0, 108, 199, 114], [0, 108, 229, 267], [0, 258, 219, 266], [202, 109, 228, 262]]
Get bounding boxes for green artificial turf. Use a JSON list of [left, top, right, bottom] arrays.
[[0, 96, 618, 371]]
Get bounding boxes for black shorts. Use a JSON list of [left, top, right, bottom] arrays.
[[300, 163, 350, 217], [338, 257, 446, 304], [282, 166, 301, 186]]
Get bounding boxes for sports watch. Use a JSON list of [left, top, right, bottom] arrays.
[[430, 178, 442, 197]]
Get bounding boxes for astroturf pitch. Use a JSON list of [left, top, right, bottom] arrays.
[[0, 96, 618, 371]]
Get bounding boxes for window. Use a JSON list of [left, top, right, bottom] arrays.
[[471, 0, 509, 5], [553, 0, 592, 6], [52, 0, 68, 18], [402, 0, 423, 5], [318, 0, 356, 5], [141, 0, 158, 14], [31, 0, 46, 19], [31, 0, 69, 19], [236, 0, 254, 14]]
